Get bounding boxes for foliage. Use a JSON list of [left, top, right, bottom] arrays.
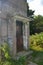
[[0, 56, 27, 65], [27, 3, 34, 17], [27, 3, 35, 35], [14, 56, 27, 65], [34, 15, 43, 33], [0, 43, 27, 65], [30, 32, 43, 65], [1, 42, 11, 60], [30, 32, 43, 51], [30, 15, 43, 34], [30, 50, 43, 65]]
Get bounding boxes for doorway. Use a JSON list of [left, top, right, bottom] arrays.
[[16, 20, 23, 52]]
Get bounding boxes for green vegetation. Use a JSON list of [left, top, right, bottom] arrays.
[[27, 3, 34, 17], [0, 42, 27, 65], [30, 32, 43, 51], [30, 50, 43, 65], [30, 32, 43, 65], [30, 15, 43, 34]]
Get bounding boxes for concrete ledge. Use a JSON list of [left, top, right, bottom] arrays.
[[14, 51, 33, 60], [28, 61, 37, 65]]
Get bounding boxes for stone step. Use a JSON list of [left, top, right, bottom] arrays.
[[14, 51, 33, 60], [28, 61, 37, 65]]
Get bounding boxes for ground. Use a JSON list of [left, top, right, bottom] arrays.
[[27, 50, 43, 65]]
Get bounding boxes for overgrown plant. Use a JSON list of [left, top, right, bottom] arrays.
[[30, 32, 43, 51], [1, 42, 11, 60], [0, 42, 27, 65]]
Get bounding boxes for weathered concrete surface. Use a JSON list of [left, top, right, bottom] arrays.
[[0, 0, 30, 57], [14, 51, 33, 60], [0, 0, 27, 18], [28, 61, 37, 65]]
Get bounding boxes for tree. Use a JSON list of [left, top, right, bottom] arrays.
[[34, 15, 43, 33], [27, 3, 35, 35], [30, 15, 43, 34], [27, 3, 34, 17]]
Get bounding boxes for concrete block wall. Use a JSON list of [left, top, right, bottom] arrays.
[[0, 0, 29, 57], [0, 0, 27, 18]]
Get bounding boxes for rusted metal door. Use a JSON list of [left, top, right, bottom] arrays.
[[16, 21, 23, 52]]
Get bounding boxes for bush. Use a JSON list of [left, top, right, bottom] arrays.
[[0, 42, 27, 65], [30, 32, 43, 51], [1, 42, 11, 60]]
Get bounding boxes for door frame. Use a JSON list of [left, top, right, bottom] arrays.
[[16, 20, 23, 52]]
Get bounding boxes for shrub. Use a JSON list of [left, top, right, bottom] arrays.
[[0, 42, 27, 65], [1, 42, 11, 60], [30, 32, 43, 51]]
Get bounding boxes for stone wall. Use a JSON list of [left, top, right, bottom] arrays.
[[0, 0, 29, 57], [0, 0, 27, 18]]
